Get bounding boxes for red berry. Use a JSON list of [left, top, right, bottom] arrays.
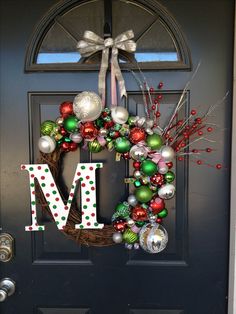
[[191, 109, 197, 115], [158, 82, 164, 89], [151, 105, 156, 110], [133, 161, 141, 169], [207, 127, 213, 132], [216, 163, 222, 169], [149, 87, 154, 93], [197, 160, 202, 165], [154, 99, 159, 104], [156, 111, 161, 117], [198, 131, 203, 136], [206, 148, 212, 153]]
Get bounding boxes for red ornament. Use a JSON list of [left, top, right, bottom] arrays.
[[166, 161, 173, 169], [122, 152, 130, 160], [104, 121, 115, 129], [113, 219, 127, 232], [61, 142, 70, 152], [150, 197, 165, 214], [133, 161, 141, 169], [156, 218, 163, 224], [132, 206, 148, 221], [69, 142, 78, 151], [129, 127, 146, 144], [60, 127, 68, 136], [150, 173, 164, 186], [80, 122, 98, 139], [59, 101, 73, 117]]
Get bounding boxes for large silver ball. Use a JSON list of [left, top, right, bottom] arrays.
[[130, 144, 148, 161], [111, 106, 129, 124], [139, 223, 168, 253], [112, 232, 123, 243], [158, 183, 175, 200], [73, 91, 103, 122], [38, 136, 56, 154], [69, 132, 83, 143], [160, 146, 175, 162], [127, 194, 138, 207]]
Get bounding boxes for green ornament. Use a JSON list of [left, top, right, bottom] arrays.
[[64, 115, 78, 133], [123, 229, 138, 244], [64, 137, 72, 143], [103, 116, 112, 122], [158, 208, 168, 218], [115, 203, 129, 212], [135, 221, 145, 227], [95, 118, 104, 128], [165, 171, 175, 183], [128, 116, 137, 126], [107, 141, 114, 151], [114, 137, 131, 153], [113, 123, 122, 131], [135, 186, 153, 203], [146, 134, 163, 150], [40, 120, 57, 136], [115, 203, 130, 218], [88, 140, 103, 153], [134, 180, 142, 187], [141, 160, 158, 176]]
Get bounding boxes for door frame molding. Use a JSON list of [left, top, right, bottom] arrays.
[[228, 3, 236, 313]]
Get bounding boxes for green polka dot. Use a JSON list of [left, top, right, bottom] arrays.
[[45, 169, 49, 172], [89, 181, 94, 185], [61, 216, 66, 221], [96, 164, 101, 168], [52, 190, 57, 194], [93, 204, 96, 208], [31, 201, 36, 205], [85, 191, 90, 195], [38, 227, 43, 231], [83, 205, 88, 209], [85, 216, 90, 220], [53, 205, 57, 209], [47, 201, 50, 205], [94, 222, 99, 227], [80, 225, 84, 229], [41, 183, 46, 187], [30, 183, 35, 187], [72, 185, 75, 189], [29, 167, 34, 171], [79, 178, 83, 181], [56, 221, 59, 225], [68, 200, 72, 204], [81, 165, 86, 170]]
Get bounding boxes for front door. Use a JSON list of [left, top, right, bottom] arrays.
[[0, 0, 234, 313]]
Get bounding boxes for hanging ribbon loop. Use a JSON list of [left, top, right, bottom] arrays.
[[77, 30, 136, 102]]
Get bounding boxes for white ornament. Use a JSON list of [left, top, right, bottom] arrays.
[[38, 136, 56, 154], [158, 183, 175, 200], [111, 106, 129, 124]]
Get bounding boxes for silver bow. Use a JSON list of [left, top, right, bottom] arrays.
[[77, 30, 136, 99]]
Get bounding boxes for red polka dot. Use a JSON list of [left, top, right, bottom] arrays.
[[31, 174, 35, 178], [89, 167, 94, 171], [64, 206, 68, 210], [35, 223, 38, 226], [46, 193, 50, 197], [50, 183, 55, 187], [41, 176, 45, 180], [77, 172, 81, 176], [81, 183, 86, 187], [32, 210, 35, 214], [86, 198, 90, 202], [86, 176, 90, 180], [37, 166, 41, 170], [70, 193, 74, 197], [54, 213, 58, 217], [21, 165, 26, 169], [87, 222, 91, 226], [82, 211, 84, 215], [91, 213, 95, 217], [91, 187, 95, 191], [55, 197, 59, 201], [32, 191, 35, 194], [29, 227, 33, 231]]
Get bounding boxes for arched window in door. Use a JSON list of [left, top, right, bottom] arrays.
[[25, 0, 191, 71]]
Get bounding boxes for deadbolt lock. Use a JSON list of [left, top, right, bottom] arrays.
[[0, 233, 14, 262]]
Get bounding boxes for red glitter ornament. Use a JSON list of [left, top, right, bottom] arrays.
[[80, 122, 98, 139], [150, 173, 164, 186], [122, 152, 130, 160], [133, 161, 141, 169], [104, 121, 115, 129], [60, 127, 68, 136], [150, 197, 165, 214], [61, 142, 70, 152], [59, 101, 73, 117], [129, 127, 146, 144], [156, 218, 163, 224], [166, 161, 173, 169], [113, 219, 127, 232], [69, 142, 78, 151], [132, 206, 148, 221]]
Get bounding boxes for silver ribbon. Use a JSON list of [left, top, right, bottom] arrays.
[[77, 30, 136, 99]]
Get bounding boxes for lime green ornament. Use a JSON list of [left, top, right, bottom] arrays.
[[123, 229, 138, 244], [165, 171, 175, 183], [40, 120, 57, 136], [141, 160, 157, 176], [88, 140, 103, 153], [146, 134, 163, 150], [135, 186, 153, 203], [64, 116, 79, 133], [114, 137, 131, 153], [158, 208, 168, 218]]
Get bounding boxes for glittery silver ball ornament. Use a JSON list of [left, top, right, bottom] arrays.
[[112, 232, 123, 243], [158, 183, 175, 200], [111, 106, 129, 124], [127, 194, 138, 207], [38, 136, 56, 153], [160, 146, 175, 162], [130, 144, 148, 161], [99, 128, 108, 137], [139, 223, 168, 253], [69, 132, 83, 143], [73, 91, 103, 122]]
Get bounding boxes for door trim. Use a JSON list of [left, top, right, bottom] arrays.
[[228, 3, 236, 314]]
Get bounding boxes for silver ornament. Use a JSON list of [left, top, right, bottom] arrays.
[[56, 117, 64, 126], [158, 164, 169, 174], [148, 213, 157, 223], [73, 91, 103, 122], [139, 223, 168, 253], [127, 194, 138, 207], [136, 117, 146, 127], [134, 243, 140, 250], [130, 144, 148, 161], [145, 127, 154, 135], [125, 243, 133, 250], [152, 126, 163, 135], [133, 170, 142, 179], [145, 118, 154, 129], [158, 183, 175, 200], [111, 106, 129, 124], [127, 218, 135, 227], [112, 232, 123, 244], [160, 145, 175, 162], [38, 136, 56, 154], [99, 128, 108, 137], [69, 132, 83, 143]]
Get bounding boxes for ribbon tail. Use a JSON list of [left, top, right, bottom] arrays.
[[98, 48, 109, 106], [111, 62, 117, 106], [112, 48, 127, 100]]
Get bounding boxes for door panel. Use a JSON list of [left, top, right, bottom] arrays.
[[0, 0, 234, 313]]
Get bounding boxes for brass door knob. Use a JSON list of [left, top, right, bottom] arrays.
[[0, 278, 15, 302], [0, 234, 14, 262]]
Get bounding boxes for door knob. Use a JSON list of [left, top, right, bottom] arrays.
[[0, 233, 14, 262], [0, 278, 15, 302]]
